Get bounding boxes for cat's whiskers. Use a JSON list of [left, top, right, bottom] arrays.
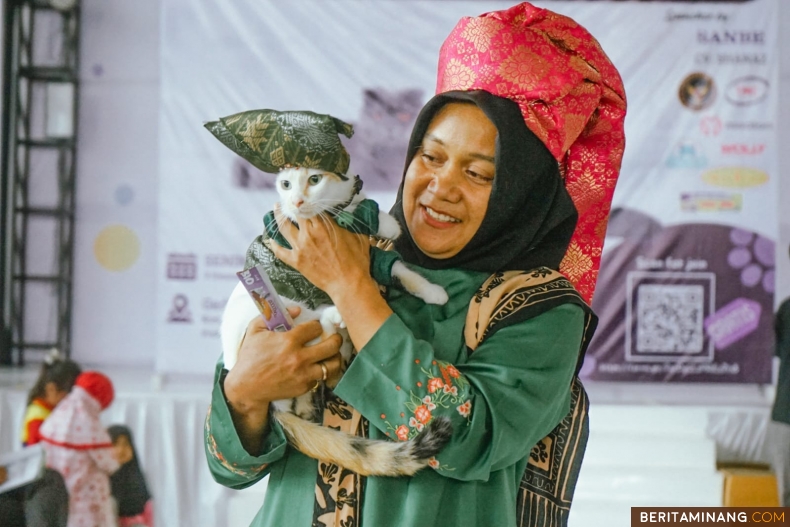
[[272, 209, 298, 237]]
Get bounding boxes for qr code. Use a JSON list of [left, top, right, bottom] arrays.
[[636, 284, 704, 353]]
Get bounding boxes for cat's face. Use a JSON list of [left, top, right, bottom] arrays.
[[276, 167, 356, 221]]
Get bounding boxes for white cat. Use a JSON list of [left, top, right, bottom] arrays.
[[220, 167, 451, 476]]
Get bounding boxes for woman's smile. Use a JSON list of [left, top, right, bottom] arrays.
[[421, 204, 461, 226]]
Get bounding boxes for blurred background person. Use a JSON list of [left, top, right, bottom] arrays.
[[109, 425, 153, 527], [770, 289, 790, 506], [40, 372, 119, 527]]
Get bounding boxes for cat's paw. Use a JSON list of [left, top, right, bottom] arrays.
[[419, 284, 449, 306], [376, 212, 402, 240], [320, 306, 346, 332]]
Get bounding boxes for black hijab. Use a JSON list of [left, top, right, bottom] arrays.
[[391, 90, 578, 274], [108, 425, 151, 517]]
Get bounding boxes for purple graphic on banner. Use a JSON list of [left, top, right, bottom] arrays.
[[704, 298, 761, 350], [167, 294, 192, 323], [730, 228, 754, 246], [754, 236, 774, 266], [166, 253, 197, 281], [727, 247, 751, 268], [763, 270, 775, 293], [586, 208, 774, 383]]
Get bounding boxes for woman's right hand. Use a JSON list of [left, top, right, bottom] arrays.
[[221, 307, 343, 453]]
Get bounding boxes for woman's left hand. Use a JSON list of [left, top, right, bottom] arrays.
[[269, 204, 372, 299]]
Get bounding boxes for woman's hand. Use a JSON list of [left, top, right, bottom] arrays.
[[223, 307, 343, 454], [269, 205, 372, 299], [269, 207, 396, 350]]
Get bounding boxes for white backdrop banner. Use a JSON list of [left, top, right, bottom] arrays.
[[157, 0, 779, 381]]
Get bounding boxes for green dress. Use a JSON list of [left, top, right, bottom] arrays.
[[205, 267, 584, 527]]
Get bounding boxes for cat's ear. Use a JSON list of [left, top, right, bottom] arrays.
[[331, 117, 354, 139]]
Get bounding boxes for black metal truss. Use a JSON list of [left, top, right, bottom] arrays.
[[1, 0, 80, 365]]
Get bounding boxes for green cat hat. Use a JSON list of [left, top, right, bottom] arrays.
[[204, 109, 355, 176]]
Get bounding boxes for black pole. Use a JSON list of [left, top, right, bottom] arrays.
[[0, 0, 17, 365]]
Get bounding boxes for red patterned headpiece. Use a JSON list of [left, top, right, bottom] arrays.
[[437, 2, 627, 303]]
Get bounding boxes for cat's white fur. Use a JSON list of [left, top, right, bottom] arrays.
[[219, 168, 451, 476]]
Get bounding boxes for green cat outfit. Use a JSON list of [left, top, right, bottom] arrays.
[[207, 108, 406, 308]]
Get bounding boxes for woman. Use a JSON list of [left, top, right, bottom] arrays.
[[205, 3, 625, 527]]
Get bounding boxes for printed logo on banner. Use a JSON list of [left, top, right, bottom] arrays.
[[702, 167, 768, 188], [697, 30, 765, 45], [665, 10, 728, 23], [167, 294, 193, 323], [166, 253, 197, 280], [678, 73, 716, 111], [699, 116, 722, 136], [721, 144, 765, 156], [625, 271, 717, 363], [725, 121, 773, 131], [666, 142, 707, 169], [205, 253, 247, 281], [725, 76, 769, 106], [695, 53, 767, 66], [680, 192, 741, 212]]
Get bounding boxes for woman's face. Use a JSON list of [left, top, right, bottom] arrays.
[[402, 103, 497, 259]]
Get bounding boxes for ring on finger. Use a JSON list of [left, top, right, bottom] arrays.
[[311, 379, 321, 392], [319, 361, 328, 382]]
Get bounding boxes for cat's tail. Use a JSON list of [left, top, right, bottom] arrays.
[[275, 411, 453, 476]]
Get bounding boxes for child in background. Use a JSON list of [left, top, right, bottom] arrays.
[[40, 371, 120, 527], [21, 351, 81, 446], [2, 351, 79, 527], [108, 426, 153, 527]]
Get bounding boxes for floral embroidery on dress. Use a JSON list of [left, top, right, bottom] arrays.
[[427, 456, 454, 471], [383, 360, 472, 452]]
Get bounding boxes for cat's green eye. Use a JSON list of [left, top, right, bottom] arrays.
[[281, 180, 291, 189], [308, 174, 323, 186]]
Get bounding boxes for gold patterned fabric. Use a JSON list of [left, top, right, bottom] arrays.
[[311, 390, 367, 527], [204, 109, 355, 175], [464, 269, 596, 527], [437, 3, 627, 304]]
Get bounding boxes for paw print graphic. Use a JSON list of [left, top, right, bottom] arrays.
[[727, 228, 774, 294]]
